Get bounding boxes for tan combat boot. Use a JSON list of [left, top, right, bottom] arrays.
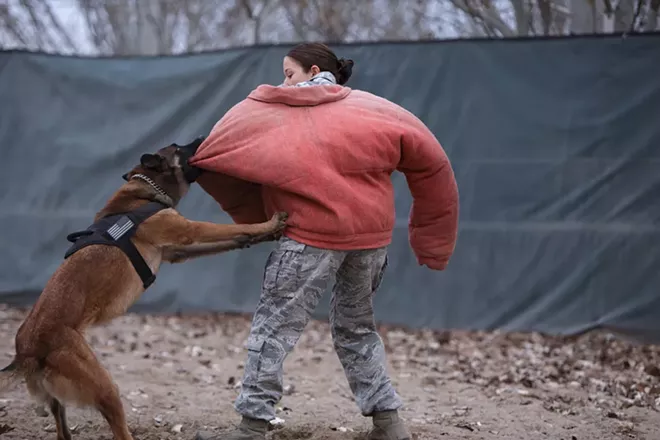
[[366, 410, 412, 440], [194, 417, 268, 440]]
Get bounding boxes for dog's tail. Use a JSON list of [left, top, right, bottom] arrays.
[[0, 359, 20, 392]]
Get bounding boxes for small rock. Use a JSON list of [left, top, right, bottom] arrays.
[[171, 424, 183, 433], [44, 424, 56, 433], [332, 426, 353, 433], [269, 417, 285, 426], [283, 384, 295, 395]]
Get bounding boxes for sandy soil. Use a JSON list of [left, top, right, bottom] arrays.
[[1, 304, 659, 440]]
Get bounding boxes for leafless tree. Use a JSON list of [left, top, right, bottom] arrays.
[[252, 0, 440, 43], [0, 0, 658, 56], [0, 0, 78, 53], [443, 0, 658, 37], [76, 0, 237, 55]]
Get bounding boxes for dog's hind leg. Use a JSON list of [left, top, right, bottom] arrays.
[[48, 397, 72, 440], [42, 330, 133, 440], [21, 367, 71, 440]]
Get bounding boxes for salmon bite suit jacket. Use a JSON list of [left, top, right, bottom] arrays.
[[190, 84, 459, 271]]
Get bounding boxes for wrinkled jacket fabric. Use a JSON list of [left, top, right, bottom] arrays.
[[190, 82, 459, 270]]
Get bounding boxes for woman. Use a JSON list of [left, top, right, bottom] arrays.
[[191, 43, 459, 440]]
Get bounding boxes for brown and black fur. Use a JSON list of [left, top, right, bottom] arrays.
[[0, 142, 288, 440]]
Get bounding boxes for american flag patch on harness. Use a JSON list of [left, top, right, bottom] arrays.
[[107, 216, 134, 240]]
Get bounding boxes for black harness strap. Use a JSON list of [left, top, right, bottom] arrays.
[[64, 201, 169, 289]]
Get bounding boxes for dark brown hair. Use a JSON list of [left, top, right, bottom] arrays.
[[286, 42, 354, 85]]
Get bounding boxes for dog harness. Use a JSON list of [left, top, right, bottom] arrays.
[[64, 201, 169, 289]]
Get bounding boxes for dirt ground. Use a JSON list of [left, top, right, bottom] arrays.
[[1, 304, 659, 440]]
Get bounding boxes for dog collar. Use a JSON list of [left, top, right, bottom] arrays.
[[131, 174, 173, 206]]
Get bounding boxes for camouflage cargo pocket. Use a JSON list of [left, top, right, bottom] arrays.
[[262, 239, 307, 298]]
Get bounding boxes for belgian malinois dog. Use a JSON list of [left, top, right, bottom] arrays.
[[0, 138, 288, 440]]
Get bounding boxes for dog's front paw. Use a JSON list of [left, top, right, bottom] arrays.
[[270, 212, 289, 232]]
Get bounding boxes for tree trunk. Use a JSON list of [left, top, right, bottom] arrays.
[[569, 0, 604, 33]]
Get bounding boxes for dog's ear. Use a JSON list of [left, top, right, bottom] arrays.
[[140, 154, 164, 170]]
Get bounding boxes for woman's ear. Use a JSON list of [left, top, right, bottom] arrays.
[[310, 64, 321, 76]]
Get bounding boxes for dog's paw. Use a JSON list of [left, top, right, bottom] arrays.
[[271, 212, 289, 230]]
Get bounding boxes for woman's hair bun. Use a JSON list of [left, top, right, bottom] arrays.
[[336, 58, 354, 85]]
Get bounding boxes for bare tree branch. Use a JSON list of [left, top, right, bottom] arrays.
[[647, 0, 660, 30], [449, 0, 516, 37], [0, 3, 29, 46], [537, 0, 553, 34]]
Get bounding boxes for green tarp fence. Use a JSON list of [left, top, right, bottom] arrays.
[[1, 32, 659, 341]]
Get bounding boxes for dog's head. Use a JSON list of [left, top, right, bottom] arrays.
[[122, 136, 205, 206]]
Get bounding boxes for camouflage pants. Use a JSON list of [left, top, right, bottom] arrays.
[[234, 237, 403, 421]]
